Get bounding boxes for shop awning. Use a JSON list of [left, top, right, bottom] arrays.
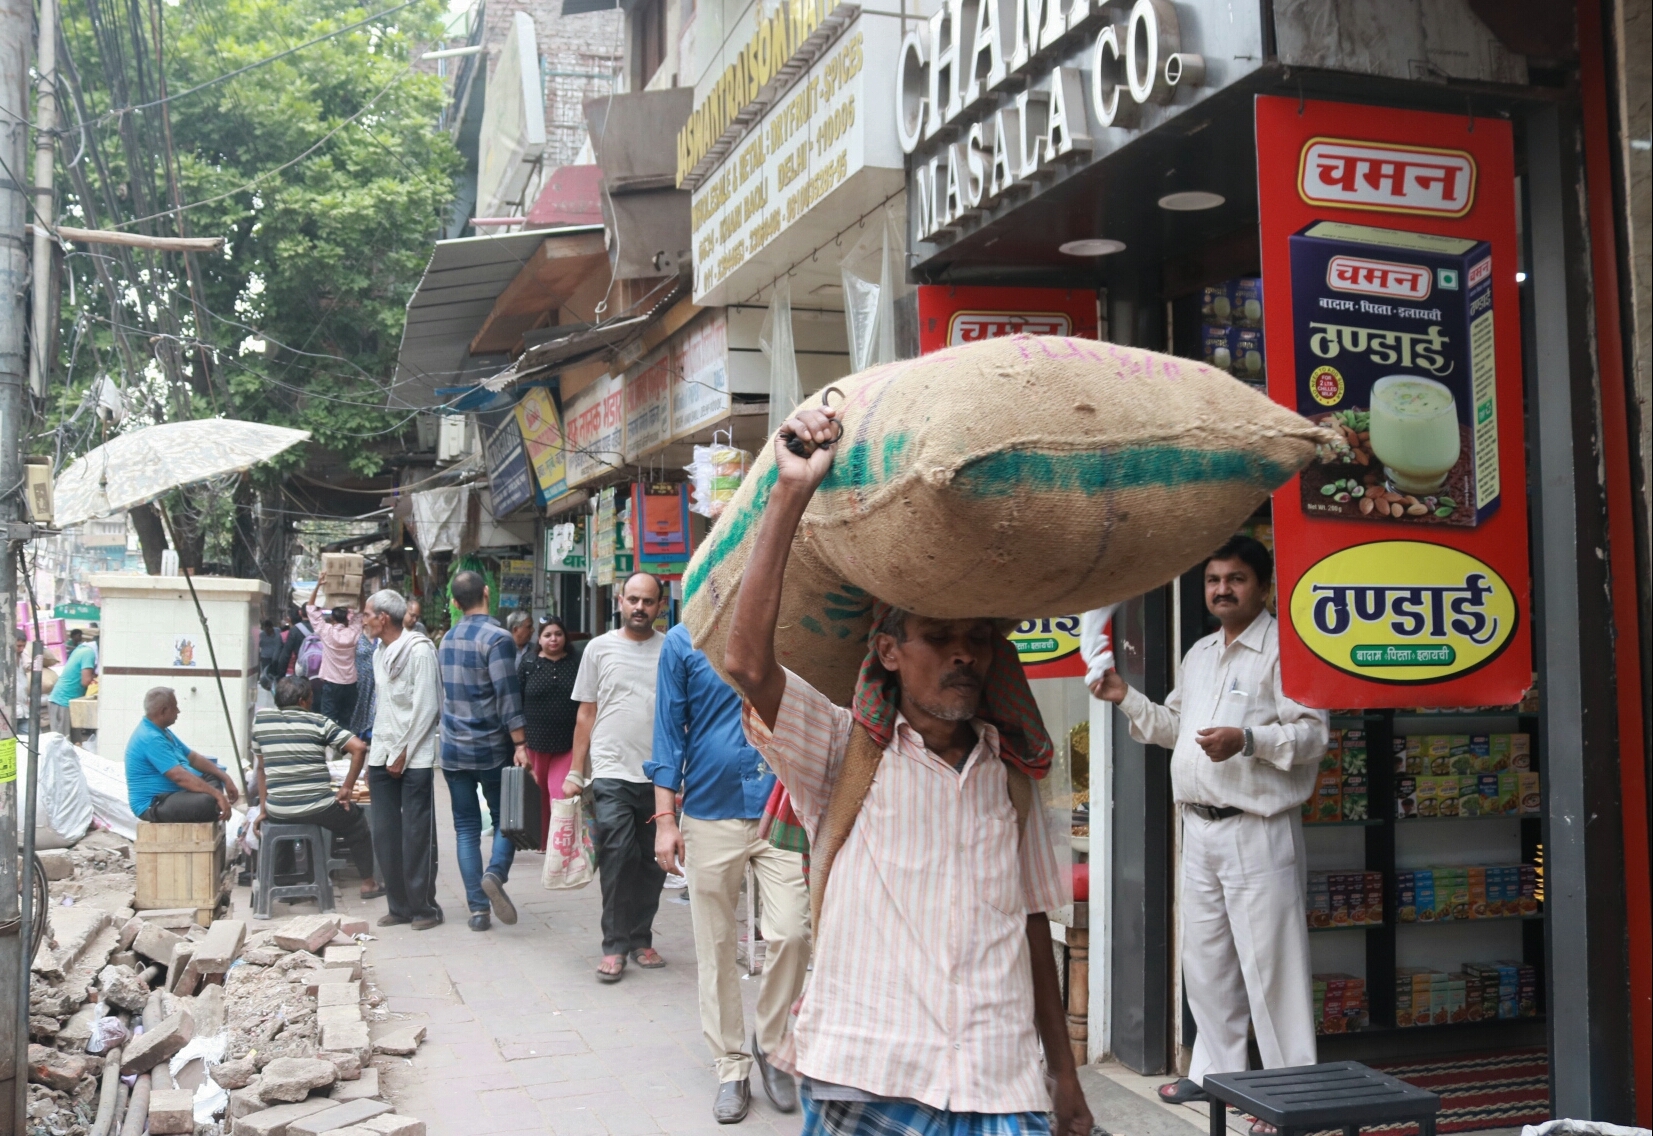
[[389, 225, 604, 409], [481, 278, 689, 392]]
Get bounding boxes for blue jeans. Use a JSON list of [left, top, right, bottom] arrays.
[[443, 766, 515, 913]]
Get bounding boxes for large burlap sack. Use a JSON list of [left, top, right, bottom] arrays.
[[684, 335, 1326, 703]]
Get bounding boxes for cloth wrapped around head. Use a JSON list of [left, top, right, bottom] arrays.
[[851, 601, 1054, 779], [759, 602, 1055, 854]]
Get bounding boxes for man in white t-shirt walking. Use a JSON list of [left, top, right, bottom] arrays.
[[565, 572, 669, 983]]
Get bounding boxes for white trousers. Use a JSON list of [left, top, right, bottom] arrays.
[[681, 816, 812, 1083], [1181, 807, 1317, 1086]]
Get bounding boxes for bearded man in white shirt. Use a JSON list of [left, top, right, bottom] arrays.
[[1091, 535, 1327, 1123], [725, 405, 1094, 1136]]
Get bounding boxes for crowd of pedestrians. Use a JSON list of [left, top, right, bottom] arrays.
[[101, 498, 1328, 1136]]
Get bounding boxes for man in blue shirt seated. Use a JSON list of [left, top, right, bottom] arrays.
[[126, 686, 240, 823], [647, 622, 810, 1124]]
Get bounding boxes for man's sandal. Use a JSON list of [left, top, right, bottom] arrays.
[[629, 948, 666, 968], [1157, 1078, 1212, 1104], [597, 955, 626, 983]]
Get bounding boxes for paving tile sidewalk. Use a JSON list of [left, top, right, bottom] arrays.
[[274, 798, 794, 1136]]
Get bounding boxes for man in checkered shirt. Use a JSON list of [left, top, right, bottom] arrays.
[[438, 570, 528, 933]]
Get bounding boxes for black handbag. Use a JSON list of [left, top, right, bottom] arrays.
[[499, 765, 544, 852]]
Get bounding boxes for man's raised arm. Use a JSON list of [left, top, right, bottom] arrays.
[[723, 406, 839, 729]]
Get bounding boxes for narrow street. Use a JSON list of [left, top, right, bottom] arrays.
[[310, 805, 805, 1136]]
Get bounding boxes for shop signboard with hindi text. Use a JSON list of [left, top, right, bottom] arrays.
[[513, 386, 569, 505], [916, 285, 1100, 354], [1258, 96, 1531, 708], [672, 311, 731, 439], [564, 373, 625, 489], [624, 348, 672, 461]]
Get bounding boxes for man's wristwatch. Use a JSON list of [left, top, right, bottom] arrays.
[[1241, 727, 1256, 757]]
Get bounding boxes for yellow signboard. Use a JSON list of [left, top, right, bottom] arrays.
[[1289, 540, 1518, 684], [513, 387, 568, 505]]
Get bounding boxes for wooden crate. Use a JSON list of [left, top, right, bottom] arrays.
[[136, 821, 226, 923]]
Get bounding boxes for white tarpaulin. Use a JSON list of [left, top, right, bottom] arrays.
[[73, 744, 139, 841], [18, 733, 94, 847]]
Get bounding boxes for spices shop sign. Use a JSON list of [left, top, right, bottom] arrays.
[[898, 0, 1264, 251], [689, 17, 904, 305], [1259, 96, 1531, 708]]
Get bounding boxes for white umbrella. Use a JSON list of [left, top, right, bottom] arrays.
[[52, 419, 311, 528]]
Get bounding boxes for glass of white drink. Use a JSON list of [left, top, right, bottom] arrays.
[[1368, 376, 1461, 494]]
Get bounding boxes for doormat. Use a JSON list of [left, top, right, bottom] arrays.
[[1242, 1048, 1550, 1135]]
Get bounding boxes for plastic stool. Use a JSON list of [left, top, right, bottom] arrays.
[[253, 824, 336, 918]]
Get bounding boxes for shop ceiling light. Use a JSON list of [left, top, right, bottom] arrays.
[[1059, 238, 1127, 257], [1157, 190, 1226, 211]]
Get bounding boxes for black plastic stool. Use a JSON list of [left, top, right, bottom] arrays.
[[1204, 1061, 1440, 1136]]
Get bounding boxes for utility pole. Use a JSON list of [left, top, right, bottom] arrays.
[[0, 0, 34, 1127], [28, 0, 54, 399]]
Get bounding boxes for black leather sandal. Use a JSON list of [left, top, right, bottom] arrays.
[[1158, 1078, 1212, 1104]]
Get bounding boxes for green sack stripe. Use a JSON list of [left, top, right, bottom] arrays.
[[953, 446, 1296, 497]]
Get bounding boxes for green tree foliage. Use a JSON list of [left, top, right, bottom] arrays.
[[52, 0, 459, 477]]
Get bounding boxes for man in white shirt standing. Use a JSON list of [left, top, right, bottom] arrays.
[[1091, 535, 1326, 1121], [363, 589, 444, 931], [565, 572, 669, 982]]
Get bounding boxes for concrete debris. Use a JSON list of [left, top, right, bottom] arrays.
[[192, 982, 228, 1034], [284, 1099, 392, 1136], [232, 1097, 336, 1136], [303, 970, 356, 996], [28, 1043, 89, 1091], [257, 1057, 338, 1103], [273, 917, 340, 954], [337, 920, 369, 937], [315, 982, 361, 1009], [38, 848, 76, 880], [230, 1077, 268, 1119], [369, 1025, 425, 1057], [213, 1054, 260, 1090], [134, 921, 185, 966], [320, 1021, 371, 1060], [328, 1068, 379, 1102], [118, 915, 143, 950], [97, 962, 151, 1011], [148, 1086, 198, 1134], [273, 950, 323, 974], [322, 945, 362, 981], [360, 1116, 426, 1136], [194, 918, 248, 976], [120, 1009, 195, 1074]]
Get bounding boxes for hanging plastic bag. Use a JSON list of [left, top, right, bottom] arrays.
[[541, 796, 596, 891], [686, 445, 751, 520], [760, 276, 801, 440]]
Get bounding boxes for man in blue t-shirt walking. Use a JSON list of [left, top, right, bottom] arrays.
[[125, 687, 240, 823], [48, 627, 99, 737]]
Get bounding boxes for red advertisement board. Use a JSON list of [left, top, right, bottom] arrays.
[[915, 285, 1097, 677], [1257, 96, 1532, 708], [915, 285, 1099, 354]]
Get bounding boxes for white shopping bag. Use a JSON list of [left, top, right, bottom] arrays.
[[541, 796, 596, 890]]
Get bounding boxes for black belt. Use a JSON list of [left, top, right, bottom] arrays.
[[1185, 803, 1246, 822]]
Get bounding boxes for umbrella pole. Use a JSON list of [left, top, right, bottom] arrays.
[[159, 510, 250, 792]]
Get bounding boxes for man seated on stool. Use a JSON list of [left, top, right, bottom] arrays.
[[251, 676, 381, 899], [126, 686, 240, 822]]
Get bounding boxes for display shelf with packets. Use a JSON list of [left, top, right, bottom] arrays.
[[1391, 732, 1532, 776], [1303, 727, 1370, 823], [1396, 961, 1537, 1027], [1395, 770, 1541, 819], [1395, 865, 1539, 922], [1314, 973, 1370, 1034], [1308, 870, 1384, 929]]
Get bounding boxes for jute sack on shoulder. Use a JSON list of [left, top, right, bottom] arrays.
[[683, 334, 1328, 703]]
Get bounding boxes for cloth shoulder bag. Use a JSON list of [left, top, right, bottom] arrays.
[[541, 795, 597, 890]]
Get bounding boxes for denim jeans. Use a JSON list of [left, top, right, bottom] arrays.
[[443, 765, 514, 913]]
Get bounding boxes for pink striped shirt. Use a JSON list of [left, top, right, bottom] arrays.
[[745, 668, 1065, 1114]]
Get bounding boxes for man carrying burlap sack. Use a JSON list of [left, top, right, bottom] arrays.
[[725, 405, 1094, 1136]]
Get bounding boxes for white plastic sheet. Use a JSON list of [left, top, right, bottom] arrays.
[[19, 733, 94, 847], [841, 204, 910, 373], [761, 276, 801, 439], [73, 743, 139, 841]]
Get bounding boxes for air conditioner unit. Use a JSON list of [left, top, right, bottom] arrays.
[[436, 415, 472, 463]]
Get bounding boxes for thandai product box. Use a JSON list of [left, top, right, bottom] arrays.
[[1341, 773, 1369, 820], [1340, 731, 1368, 775], [1426, 735, 1454, 775], [1415, 775, 1440, 817], [1395, 775, 1418, 819], [1519, 771, 1542, 814], [1291, 220, 1500, 528], [1313, 770, 1343, 823], [1436, 777, 1461, 817]]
